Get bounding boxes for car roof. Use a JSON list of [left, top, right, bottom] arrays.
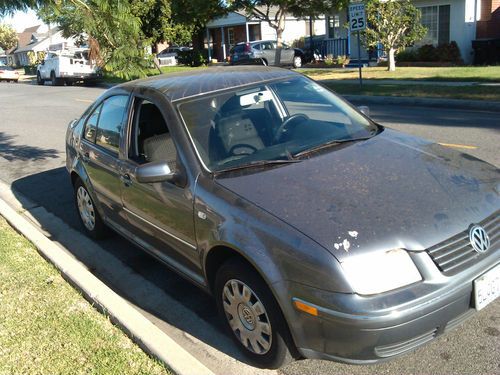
[[119, 66, 301, 102]]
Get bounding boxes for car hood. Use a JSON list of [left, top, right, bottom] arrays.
[[215, 129, 500, 262]]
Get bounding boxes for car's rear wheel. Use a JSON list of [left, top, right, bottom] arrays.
[[36, 72, 44, 85], [215, 258, 295, 369], [74, 178, 107, 239], [293, 56, 302, 68]]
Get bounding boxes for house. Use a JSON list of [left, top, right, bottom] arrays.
[[205, 11, 326, 62], [6, 25, 43, 66], [13, 27, 76, 67], [207, 0, 496, 65]]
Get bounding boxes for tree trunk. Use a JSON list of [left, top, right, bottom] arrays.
[[275, 28, 284, 65], [388, 48, 396, 71]]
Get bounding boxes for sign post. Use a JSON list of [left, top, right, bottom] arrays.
[[348, 2, 366, 87]]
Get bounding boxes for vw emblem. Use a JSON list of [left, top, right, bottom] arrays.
[[469, 225, 490, 253]]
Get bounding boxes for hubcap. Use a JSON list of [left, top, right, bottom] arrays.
[[76, 186, 96, 231], [222, 279, 272, 355], [294, 57, 301, 67]]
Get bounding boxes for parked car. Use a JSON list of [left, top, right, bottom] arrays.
[[0, 66, 19, 82], [229, 40, 305, 68], [37, 48, 101, 86], [66, 66, 499, 369], [157, 46, 192, 59]]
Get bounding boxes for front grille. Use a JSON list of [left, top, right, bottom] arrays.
[[375, 328, 437, 358], [426, 211, 499, 275]]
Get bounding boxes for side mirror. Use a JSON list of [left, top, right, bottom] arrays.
[[135, 161, 175, 184], [358, 106, 370, 117]]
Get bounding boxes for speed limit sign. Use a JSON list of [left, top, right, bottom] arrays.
[[349, 3, 366, 32]]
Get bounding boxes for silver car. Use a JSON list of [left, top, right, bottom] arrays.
[[66, 66, 499, 369]]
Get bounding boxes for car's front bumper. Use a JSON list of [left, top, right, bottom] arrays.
[[276, 248, 499, 363]]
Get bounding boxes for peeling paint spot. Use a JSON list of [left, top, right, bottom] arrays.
[[343, 239, 351, 252], [334, 243, 341, 250], [348, 231, 358, 238]]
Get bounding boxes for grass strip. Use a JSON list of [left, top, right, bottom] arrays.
[[0, 216, 171, 375], [322, 82, 500, 101], [301, 66, 500, 83]]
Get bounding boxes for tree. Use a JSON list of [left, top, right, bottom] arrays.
[[230, 0, 344, 63], [0, 24, 17, 51], [363, 0, 426, 71]]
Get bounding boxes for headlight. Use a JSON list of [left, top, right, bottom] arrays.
[[341, 249, 422, 295]]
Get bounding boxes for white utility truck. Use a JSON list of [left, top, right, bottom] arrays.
[[36, 47, 101, 86]]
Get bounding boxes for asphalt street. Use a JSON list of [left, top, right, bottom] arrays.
[[0, 81, 499, 375]]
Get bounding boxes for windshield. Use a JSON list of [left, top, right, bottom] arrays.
[[178, 76, 378, 172]]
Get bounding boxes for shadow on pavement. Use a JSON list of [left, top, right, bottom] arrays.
[[11, 166, 250, 366], [0, 132, 60, 162]]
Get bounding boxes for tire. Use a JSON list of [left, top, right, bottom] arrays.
[[261, 59, 268, 66], [74, 178, 107, 239], [215, 258, 295, 369], [66, 80, 73, 86], [293, 56, 302, 69], [36, 72, 44, 85], [51, 71, 62, 86]]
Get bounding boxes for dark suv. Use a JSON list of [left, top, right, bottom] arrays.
[[229, 40, 305, 68]]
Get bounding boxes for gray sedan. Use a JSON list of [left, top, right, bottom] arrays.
[[66, 66, 499, 369]]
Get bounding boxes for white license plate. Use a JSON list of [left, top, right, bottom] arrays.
[[474, 264, 500, 311]]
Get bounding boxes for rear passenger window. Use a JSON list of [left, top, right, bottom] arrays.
[[95, 95, 128, 154]]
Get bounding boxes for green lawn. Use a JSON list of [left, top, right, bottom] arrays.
[[0, 216, 171, 375], [323, 82, 500, 101], [301, 66, 500, 83]]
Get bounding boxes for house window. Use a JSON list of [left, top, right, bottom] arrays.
[[228, 28, 235, 46], [327, 15, 340, 39], [419, 5, 450, 45]]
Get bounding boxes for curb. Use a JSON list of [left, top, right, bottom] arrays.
[[342, 94, 500, 112], [0, 188, 214, 375]]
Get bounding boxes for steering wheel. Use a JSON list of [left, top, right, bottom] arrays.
[[273, 114, 309, 143], [229, 143, 258, 156]]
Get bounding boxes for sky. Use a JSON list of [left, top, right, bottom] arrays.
[[1, 9, 46, 33]]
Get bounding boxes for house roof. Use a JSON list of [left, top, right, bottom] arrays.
[[14, 28, 61, 54], [17, 25, 42, 48]]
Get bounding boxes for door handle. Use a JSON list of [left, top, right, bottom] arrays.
[[120, 173, 132, 187], [82, 152, 90, 163]]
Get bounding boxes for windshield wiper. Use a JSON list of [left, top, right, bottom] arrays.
[[214, 159, 301, 175], [293, 136, 373, 158]]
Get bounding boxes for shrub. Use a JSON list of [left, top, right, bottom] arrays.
[[335, 55, 350, 66], [396, 49, 418, 62], [324, 54, 335, 66], [417, 44, 439, 61], [177, 49, 208, 67], [436, 41, 462, 63]]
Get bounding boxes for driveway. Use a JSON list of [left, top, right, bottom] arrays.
[[0, 82, 499, 375]]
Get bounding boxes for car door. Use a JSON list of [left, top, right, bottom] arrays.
[[281, 43, 295, 64], [119, 92, 202, 283], [79, 94, 130, 224], [261, 41, 276, 65]]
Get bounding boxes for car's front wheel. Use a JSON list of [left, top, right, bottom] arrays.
[[74, 178, 107, 239], [215, 258, 295, 369]]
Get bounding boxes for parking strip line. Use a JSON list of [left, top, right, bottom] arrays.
[[75, 98, 94, 103], [438, 142, 478, 150], [0, 189, 215, 375]]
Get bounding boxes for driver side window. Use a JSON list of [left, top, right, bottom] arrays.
[[129, 99, 177, 170]]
